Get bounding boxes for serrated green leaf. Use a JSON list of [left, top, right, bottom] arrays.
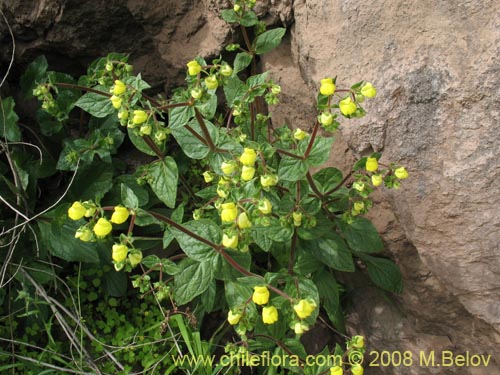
[[169, 220, 220, 262], [359, 254, 403, 293], [171, 119, 218, 159], [169, 105, 195, 130], [255, 28, 286, 55], [301, 136, 334, 167], [278, 155, 308, 181], [223, 77, 247, 107], [148, 157, 178, 208], [340, 217, 384, 253], [67, 162, 114, 201], [308, 234, 355, 272], [75, 86, 114, 118], [313, 167, 343, 194], [233, 52, 253, 75], [21, 55, 48, 98], [127, 128, 158, 156], [174, 259, 214, 305], [0, 97, 20, 142], [213, 250, 251, 281], [314, 268, 341, 330], [225, 280, 253, 307], [121, 183, 139, 209]]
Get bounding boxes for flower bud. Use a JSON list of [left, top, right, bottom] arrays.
[[361, 82, 377, 98], [353, 201, 364, 212], [140, 124, 152, 135], [320, 78, 336, 96], [394, 167, 408, 179], [203, 171, 214, 183], [352, 335, 365, 348], [112, 80, 126, 96], [233, 4, 241, 12], [132, 110, 148, 125], [371, 174, 383, 186], [110, 206, 130, 224], [293, 322, 309, 335], [128, 251, 143, 267], [227, 310, 242, 325], [232, 106, 242, 116], [260, 174, 278, 188], [75, 227, 92, 242], [205, 75, 219, 90], [292, 211, 303, 227], [220, 64, 233, 77], [187, 60, 201, 76], [252, 286, 270, 305], [222, 233, 238, 249], [352, 181, 365, 192], [339, 97, 357, 116], [262, 306, 278, 324], [68, 201, 86, 221], [351, 364, 364, 375], [293, 128, 308, 141], [239, 148, 257, 166], [118, 110, 128, 121], [192, 209, 202, 220], [105, 62, 114, 72], [241, 166, 256, 181], [365, 157, 378, 172], [330, 366, 343, 375], [110, 95, 122, 109], [112, 244, 128, 262], [220, 202, 238, 223], [271, 85, 281, 95], [320, 112, 334, 126], [155, 130, 167, 142], [217, 186, 229, 198], [191, 87, 203, 99], [258, 199, 272, 214], [93, 218, 112, 237], [221, 161, 236, 175], [83, 201, 96, 217], [293, 299, 317, 319], [237, 212, 252, 229]]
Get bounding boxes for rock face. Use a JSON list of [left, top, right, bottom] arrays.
[[1, 0, 499, 373]]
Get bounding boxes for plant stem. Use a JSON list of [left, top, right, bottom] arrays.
[[54, 82, 111, 97], [194, 108, 217, 151], [143, 135, 165, 159], [306, 171, 324, 199], [303, 120, 320, 159], [324, 171, 352, 196], [184, 124, 209, 146], [249, 102, 255, 140], [276, 148, 302, 159]]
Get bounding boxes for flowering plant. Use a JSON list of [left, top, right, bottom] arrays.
[[29, 1, 408, 373]]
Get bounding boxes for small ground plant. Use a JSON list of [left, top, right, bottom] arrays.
[[1, 1, 409, 374]]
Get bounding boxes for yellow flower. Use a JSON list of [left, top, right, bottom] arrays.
[[239, 148, 257, 166], [221, 161, 236, 175], [132, 110, 148, 125], [351, 364, 364, 375], [352, 335, 365, 348], [293, 322, 309, 335], [191, 87, 203, 99], [237, 212, 252, 229], [258, 199, 272, 214], [68, 201, 86, 221], [140, 124, 152, 135], [339, 97, 357, 116], [361, 82, 377, 98], [83, 201, 96, 217], [260, 174, 278, 188], [293, 129, 308, 141], [203, 171, 214, 183], [293, 299, 317, 319], [110, 95, 122, 109], [233, 4, 241, 12], [220, 64, 233, 77], [217, 186, 228, 198], [112, 244, 128, 262], [365, 157, 378, 172], [187, 60, 201, 76], [352, 181, 365, 192], [75, 227, 92, 242], [252, 286, 270, 305], [93, 218, 112, 237], [241, 166, 256, 181], [353, 201, 364, 212], [320, 112, 334, 126], [292, 211, 302, 227], [112, 80, 126, 96], [271, 85, 281, 95], [222, 233, 238, 249], [330, 366, 343, 375], [262, 306, 278, 324], [227, 310, 242, 325], [110, 206, 130, 224], [371, 174, 383, 186], [205, 75, 219, 90], [118, 110, 128, 121], [394, 167, 409, 179], [320, 78, 336, 96], [128, 251, 143, 267], [220, 202, 238, 223]]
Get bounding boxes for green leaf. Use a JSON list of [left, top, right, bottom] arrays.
[[278, 155, 308, 181], [359, 254, 403, 293], [240, 10, 259, 27], [340, 217, 384, 253], [255, 28, 286, 55], [313, 167, 343, 194], [0, 97, 20, 142], [169, 105, 195, 130], [169, 220, 220, 262], [233, 52, 253, 75], [171, 119, 218, 159], [225, 281, 253, 307], [308, 234, 354, 272], [196, 94, 217, 120], [103, 270, 127, 297], [213, 250, 251, 281], [148, 157, 178, 208], [223, 77, 247, 107], [302, 136, 334, 167], [113, 175, 149, 206], [68, 162, 114, 201], [127, 127, 158, 156], [314, 268, 341, 329], [174, 259, 214, 305], [75, 86, 114, 118], [246, 72, 269, 88], [121, 183, 139, 209], [220, 9, 239, 23], [21, 55, 48, 98]]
